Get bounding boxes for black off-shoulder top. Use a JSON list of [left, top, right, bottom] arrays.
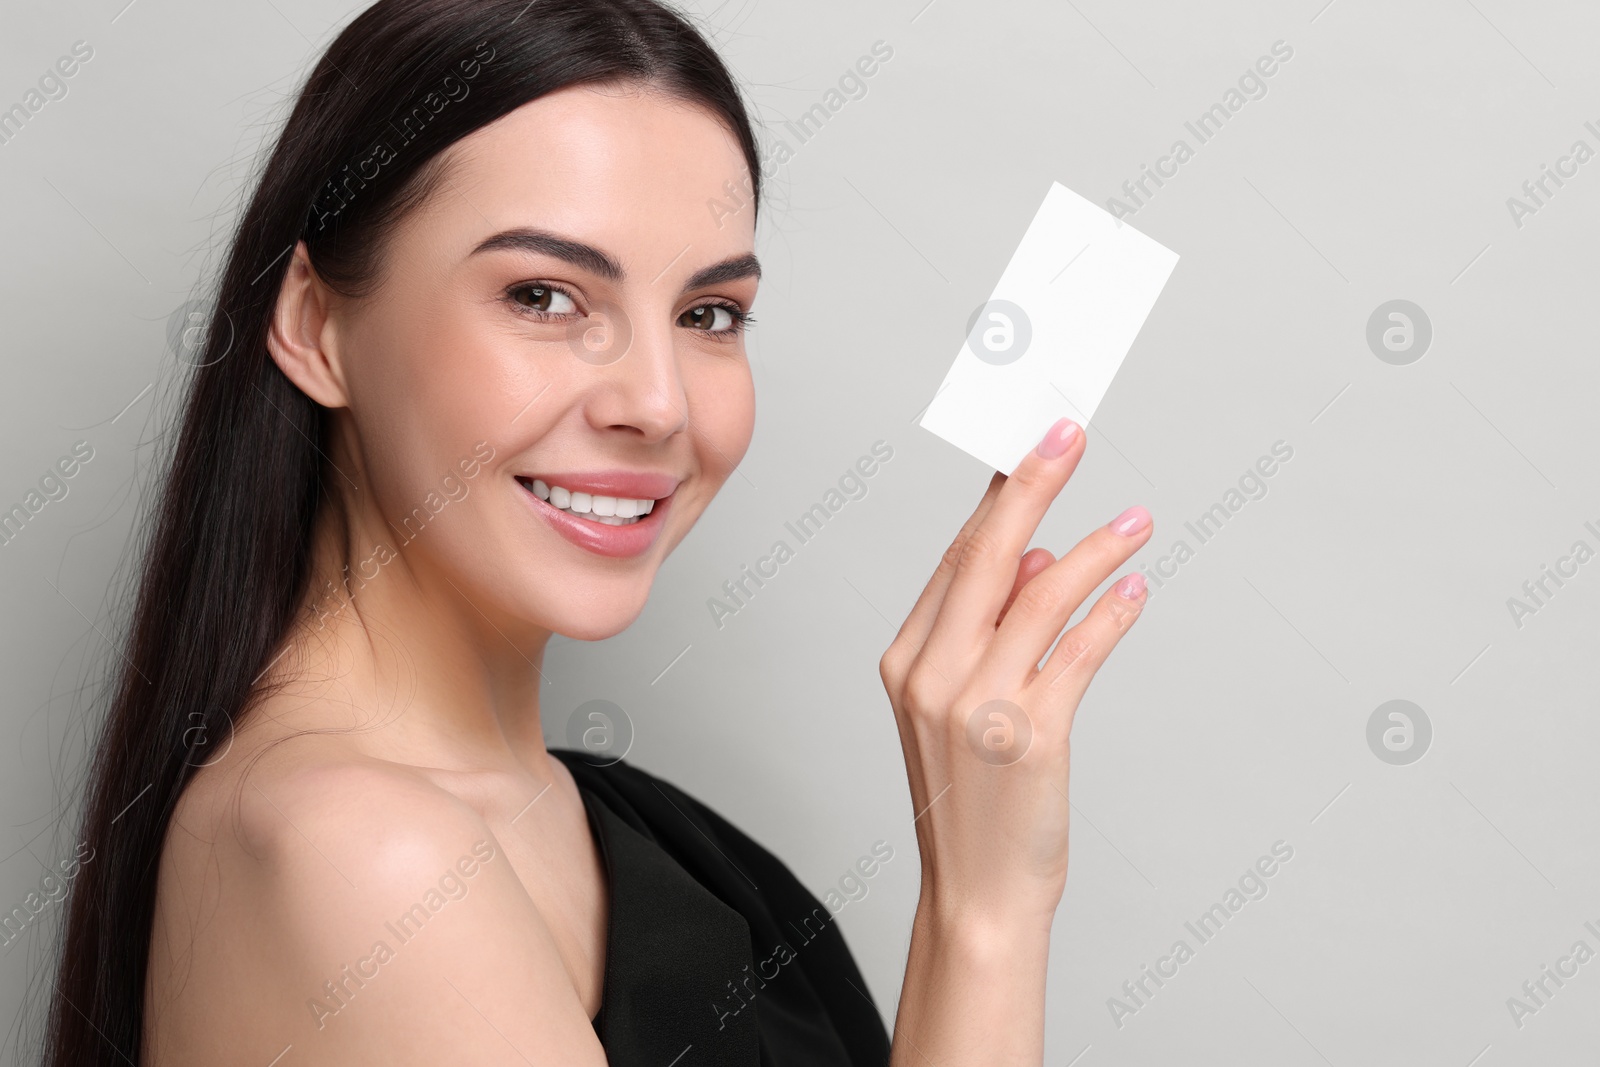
[[548, 748, 892, 1067]]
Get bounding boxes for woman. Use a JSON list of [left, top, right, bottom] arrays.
[[44, 0, 1153, 1063]]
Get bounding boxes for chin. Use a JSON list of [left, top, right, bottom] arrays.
[[539, 593, 651, 643], [481, 474, 698, 643]]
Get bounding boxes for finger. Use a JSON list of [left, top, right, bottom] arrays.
[[888, 471, 1005, 658], [984, 506, 1153, 680], [996, 547, 1055, 626], [921, 417, 1085, 671], [1026, 571, 1148, 713]]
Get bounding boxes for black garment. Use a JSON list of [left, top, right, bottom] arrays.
[[549, 748, 892, 1067]]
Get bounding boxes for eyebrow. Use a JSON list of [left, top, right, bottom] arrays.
[[470, 228, 760, 291]]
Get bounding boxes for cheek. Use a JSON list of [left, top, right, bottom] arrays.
[[345, 304, 537, 482], [685, 357, 755, 474], [385, 307, 535, 424]]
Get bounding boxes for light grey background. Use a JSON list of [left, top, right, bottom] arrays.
[[4, 0, 1599, 1063]]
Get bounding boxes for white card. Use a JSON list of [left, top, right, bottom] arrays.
[[918, 181, 1179, 474]]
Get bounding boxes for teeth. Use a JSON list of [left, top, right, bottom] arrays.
[[520, 477, 659, 527]]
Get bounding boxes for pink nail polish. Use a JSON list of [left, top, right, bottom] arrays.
[[1114, 573, 1145, 599], [1035, 417, 1081, 459], [1109, 505, 1150, 537]]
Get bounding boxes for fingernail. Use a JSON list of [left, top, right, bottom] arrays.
[[1109, 505, 1151, 537], [1114, 573, 1146, 599], [1035, 417, 1081, 459]]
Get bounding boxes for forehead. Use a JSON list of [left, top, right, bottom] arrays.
[[417, 82, 756, 271]]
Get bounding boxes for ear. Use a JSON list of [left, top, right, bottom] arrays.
[[266, 241, 349, 408]]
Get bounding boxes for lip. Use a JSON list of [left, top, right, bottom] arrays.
[[526, 470, 680, 499], [515, 472, 678, 559]]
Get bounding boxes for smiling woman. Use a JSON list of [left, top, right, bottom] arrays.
[[44, 0, 1154, 1064], [41, 3, 885, 1063]]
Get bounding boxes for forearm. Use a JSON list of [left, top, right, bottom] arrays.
[[890, 896, 1055, 1065]]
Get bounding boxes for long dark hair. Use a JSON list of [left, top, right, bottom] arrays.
[[42, 1, 761, 1061]]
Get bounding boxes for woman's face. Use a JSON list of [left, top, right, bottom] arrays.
[[323, 83, 759, 641]]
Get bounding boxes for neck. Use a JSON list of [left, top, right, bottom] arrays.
[[270, 490, 555, 777]]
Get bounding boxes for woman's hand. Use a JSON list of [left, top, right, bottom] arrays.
[[881, 416, 1152, 1064]]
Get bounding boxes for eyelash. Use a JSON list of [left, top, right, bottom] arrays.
[[503, 281, 755, 340]]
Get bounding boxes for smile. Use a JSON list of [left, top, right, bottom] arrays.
[[518, 477, 655, 526], [513, 470, 679, 559]]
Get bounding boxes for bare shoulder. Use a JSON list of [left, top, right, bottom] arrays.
[[225, 733, 483, 862], [162, 713, 477, 891], [147, 720, 606, 1066]]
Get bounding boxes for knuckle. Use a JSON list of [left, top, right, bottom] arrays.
[[956, 524, 1004, 571], [1068, 532, 1122, 579], [1007, 456, 1054, 494], [1008, 575, 1064, 623], [1046, 631, 1099, 686], [938, 533, 969, 577], [879, 642, 911, 688], [901, 664, 947, 721]]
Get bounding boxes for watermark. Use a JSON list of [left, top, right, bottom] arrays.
[[307, 40, 498, 234], [706, 40, 897, 229], [0, 841, 96, 948], [1504, 919, 1600, 1029], [302, 442, 496, 631], [559, 289, 756, 366], [1365, 300, 1432, 365], [167, 298, 236, 367], [818, 839, 895, 914], [1106, 840, 1295, 1029], [965, 299, 1032, 366], [0, 40, 94, 148], [564, 698, 634, 766], [1505, 120, 1600, 230], [711, 840, 894, 1031], [1106, 40, 1294, 219], [1138, 440, 1293, 595], [1365, 699, 1431, 765], [0, 439, 96, 549], [182, 706, 236, 768], [565, 303, 632, 366], [1505, 520, 1600, 629], [965, 699, 1032, 766], [707, 440, 894, 629], [305, 840, 498, 1030]]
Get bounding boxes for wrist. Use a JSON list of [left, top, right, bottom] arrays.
[[912, 888, 1057, 960], [916, 866, 1063, 929], [894, 891, 1054, 1064]]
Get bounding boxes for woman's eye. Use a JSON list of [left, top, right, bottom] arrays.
[[510, 285, 577, 315], [679, 305, 740, 332]]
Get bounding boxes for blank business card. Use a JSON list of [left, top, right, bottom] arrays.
[[919, 181, 1179, 474]]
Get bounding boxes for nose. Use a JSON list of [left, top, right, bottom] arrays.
[[581, 307, 689, 444]]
